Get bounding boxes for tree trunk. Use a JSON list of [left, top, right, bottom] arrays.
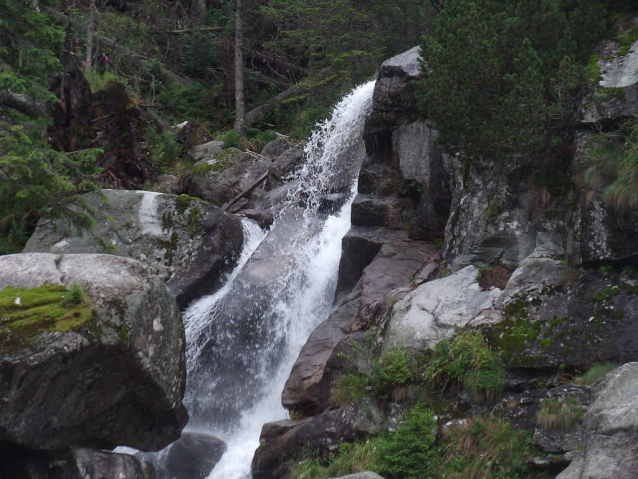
[[85, 0, 96, 69], [234, 0, 245, 135]]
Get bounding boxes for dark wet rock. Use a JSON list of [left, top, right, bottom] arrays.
[[0, 444, 156, 479], [364, 46, 423, 152], [283, 235, 435, 415], [166, 432, 227, 479], [557, 363, 638, 479], [252, 400, 385, 479], [188, 148, 271, 207], [0, 253, 187, 452], [266, 147, 305, 190], [22, 190, 244, 309], [237, 209, 273, 229]]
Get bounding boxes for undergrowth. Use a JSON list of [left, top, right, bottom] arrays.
[[332, 373, 368, 407], [538, 396, 585, 431], [370, 347, 417, 402], [573, 362, 618, 385]]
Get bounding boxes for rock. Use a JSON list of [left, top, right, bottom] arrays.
[[261, 136, 293, 159], [364, 46, 423, 152], [190, 141, 225, 162], [580, 32, 638, 124], [0, 443, 156, 479], [557, 363, 638, 479], [267, 147, 305, 190], [188, 148, 271, 207], [391, 122, 452, 239], [166, 432, 227, 479], [154, 174, 182, 195], [252, 400, 386, 479], [237, 209, 274, 229], [384, 266, 501, 352], [283, 235, 435, 415], [22, 190, 244, 308], [0, 253, 187, 451]]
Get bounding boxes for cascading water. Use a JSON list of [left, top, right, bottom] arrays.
[[181, 80, 376, 479]]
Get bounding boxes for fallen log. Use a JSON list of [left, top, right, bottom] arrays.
[[223, 171, 269, 212]]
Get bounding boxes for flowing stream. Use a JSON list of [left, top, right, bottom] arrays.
[[181, 80, 375, 479]]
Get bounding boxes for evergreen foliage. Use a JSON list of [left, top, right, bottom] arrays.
[[418, 0, 608, 164]]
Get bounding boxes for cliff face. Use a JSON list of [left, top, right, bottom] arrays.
[[253, 34, 638, 479]]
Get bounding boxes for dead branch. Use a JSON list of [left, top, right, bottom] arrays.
[[223, 171, 269, 211]]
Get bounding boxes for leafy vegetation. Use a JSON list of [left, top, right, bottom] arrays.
[[370, 347, 418, 401], [332, 373, 368, 407], [425, 331, 505, 404], [418, 0, 608, 165], [573, 362, 618, 385], [538, 396, 586, 431]]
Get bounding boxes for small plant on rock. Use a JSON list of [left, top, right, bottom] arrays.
[[538, 396, 585, 431], [425, 331, 505, 404], [370, 347, 417, 402], [332, 373, 368, 407], [573, 363, 618, 385]]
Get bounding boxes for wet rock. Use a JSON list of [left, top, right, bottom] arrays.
[[557, 363, 638, 479], [190, 140, 225, 162], [261, 136, 294, 159], [237, 209, 273, 229], [252, 400, 386, 479], [166, 432, 227, 479], [22, 190, 244, 308], [364, 46, 423, 152], [0, 444, 156, 479], [0, 253, 187, 451], [267, 147, 304, 190], [384, 266, 501, 352], [188, 148, 271, 207], [283, 236, 435, 415]]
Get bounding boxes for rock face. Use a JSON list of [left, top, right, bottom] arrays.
[[558, 363, 638, 479], [166, 432, 227, 479], [0, 253, 187, 452], [23, 190, 244, 308], [0, 444, 157, 479]]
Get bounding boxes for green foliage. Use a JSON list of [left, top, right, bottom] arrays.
[[0, 123, 102, 252], [584, 119, 638, 211], [425, 331, 505, 403], [419, 0, 608, 164], [374, 406, 438, 479], [370, 347, 417, 401], [147, 128, 184, 173], [538, 396, 585, 431], [574, 362, 618, 385], [84, 69, 120, 93], [0, 0, 64, 99], [332, 373, 368, 407], [440, 417, 533, 479]]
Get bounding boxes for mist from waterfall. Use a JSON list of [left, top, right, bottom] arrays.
[[181, 80, 376, 479]]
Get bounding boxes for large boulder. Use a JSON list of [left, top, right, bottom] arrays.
[[557, 363, 638, 479], [166, 432, 227, 479], [23, 190, 244, 308], [364, 46, 423, 152], [0, 253, 187, 452]]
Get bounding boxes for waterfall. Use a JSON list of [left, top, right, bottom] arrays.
[[181, 80, 376, 479]]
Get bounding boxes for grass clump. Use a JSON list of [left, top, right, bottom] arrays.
[[425, 331, 505, 404], [538, 396, 585, 431], [332, 373, 368, 407], [573, 362, 618, 385], [441, 417, 533, 479], [375, 405, 438, 479], [0, 284, 93, 346], [370, 347, 417, 402]]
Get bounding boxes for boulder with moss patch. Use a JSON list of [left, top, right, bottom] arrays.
[[0, 253, 187, 452], [23, 189, 244, 308]]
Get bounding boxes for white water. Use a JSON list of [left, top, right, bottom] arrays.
[[181, 80, 376, 479]]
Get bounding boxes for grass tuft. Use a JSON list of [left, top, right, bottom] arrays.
[[538, 396, 585, 431], [573, 362, 618, 385], [332, 373, 368, 407], [370, 347, 417, 401]]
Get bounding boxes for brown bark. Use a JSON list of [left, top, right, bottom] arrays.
[[234, 0, 245, 135], [85, 0, 96, 68]]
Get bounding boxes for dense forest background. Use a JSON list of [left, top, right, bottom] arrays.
[[0, 0, 636, 254]]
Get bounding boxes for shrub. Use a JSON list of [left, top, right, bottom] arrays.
[[290, 457, 327, 479], [332, 373, 368, 407], [574, 363, 618, 385], [326, 438, 383, 477], [441, 416, 533, 479], [370, 347, 417, 401], [538, 396, 585, 431], [425, 331, 505, 404], [374, 405, 438, 479]]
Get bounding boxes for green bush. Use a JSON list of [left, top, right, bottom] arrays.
[[425, 331, 505, 403], [370, 347, 417, 401], [441, 417, 533, 479], [332, 373, 368, 407], [374, 405, 438, 479], [147, 128, 184, 173], [574, 363, 618, 385], [538, 396, 585, 431]]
